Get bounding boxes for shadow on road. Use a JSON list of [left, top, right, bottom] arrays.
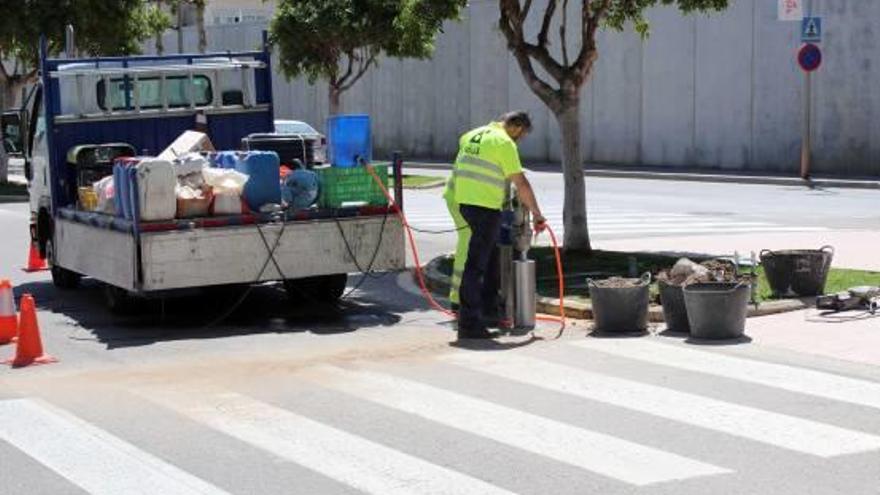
[[684, 335, 753, 346], [13, 275, 408, 350]]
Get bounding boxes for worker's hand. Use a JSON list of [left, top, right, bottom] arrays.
[[533, 214, 547, 233]]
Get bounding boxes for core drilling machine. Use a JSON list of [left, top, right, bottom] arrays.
[[498, 188, 538, 331]]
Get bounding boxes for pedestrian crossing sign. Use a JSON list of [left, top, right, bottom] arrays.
[[802, 17, 822, 43]]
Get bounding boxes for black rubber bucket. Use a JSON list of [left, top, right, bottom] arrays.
[[588, 274, 651, 333], [658, 280, 690, 334], [683, 282, 750, 340], [760, 246, 834, 297]]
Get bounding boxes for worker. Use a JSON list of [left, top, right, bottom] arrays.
[[444, 111, 546, 339], [442, 176, 468, 312]]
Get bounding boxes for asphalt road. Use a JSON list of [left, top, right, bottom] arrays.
[[1, 175, 879, 494], [402, 166, 880, 262]]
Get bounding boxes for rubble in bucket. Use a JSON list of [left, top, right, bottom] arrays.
[[589, 276, 644, 289], [657, 258, 748, 287]]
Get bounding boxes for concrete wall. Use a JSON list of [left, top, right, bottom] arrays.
[[146, 0, 880, 177]]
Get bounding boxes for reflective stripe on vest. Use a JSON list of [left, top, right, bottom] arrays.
[[453, 169, 506, 189], [458, 154, 504, 176]]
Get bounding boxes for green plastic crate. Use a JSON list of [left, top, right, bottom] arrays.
[[316, 164, 389, 208]]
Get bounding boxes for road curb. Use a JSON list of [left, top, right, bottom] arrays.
[[581, 169, 880, 190], [400, 161, 880, 190], [421, 254, 812, 322]]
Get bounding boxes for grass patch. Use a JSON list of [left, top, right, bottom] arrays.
[[0, 181, 27, 196], [752, 266, 880, 301], [390, 174, 445, 189], [438, 248, 880, 303]]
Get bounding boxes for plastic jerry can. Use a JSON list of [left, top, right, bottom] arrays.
[[234, 151, 281, 211], [134, 159, 177, 222]]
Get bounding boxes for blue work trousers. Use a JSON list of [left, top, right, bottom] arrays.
[[458, 204, 501, 331]]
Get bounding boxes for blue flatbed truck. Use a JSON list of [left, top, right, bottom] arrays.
[[1, 37, 404, 309]]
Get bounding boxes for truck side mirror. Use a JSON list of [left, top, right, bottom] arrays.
[[1, 111, 25, 156]]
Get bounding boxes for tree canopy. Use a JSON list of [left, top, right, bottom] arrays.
[[270, 0, 466, 113], [0, 0, 169, 66], [0, 0, 169, 181]]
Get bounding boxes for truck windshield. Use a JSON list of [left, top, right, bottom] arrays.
[[97, 75, 212, 111]]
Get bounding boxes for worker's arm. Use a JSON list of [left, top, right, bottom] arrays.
[[509, 172, 546, 229]]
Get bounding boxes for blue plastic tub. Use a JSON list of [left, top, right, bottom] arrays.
[[327, 114, 371, 168]]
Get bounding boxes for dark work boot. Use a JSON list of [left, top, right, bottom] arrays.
[[457, 323, 498, 340]]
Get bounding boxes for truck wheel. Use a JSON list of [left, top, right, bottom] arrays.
[[284, 274, 348, 303], [103, 284, 135, 314], [46, 240, 81, 289]]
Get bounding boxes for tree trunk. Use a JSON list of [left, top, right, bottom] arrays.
[[196, 2, 207, 54], [554, 100, 591, 253], [176, 4, 184, 53], [155, 0, 165, 55], [329, 86, 342, 115], [0, 147, 8, 185], [0, 81, 19, 185]]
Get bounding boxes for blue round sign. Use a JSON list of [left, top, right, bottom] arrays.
[[798, 43, 822, 72]]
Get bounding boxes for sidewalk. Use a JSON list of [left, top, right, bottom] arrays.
[[402, 160, 880, 190]]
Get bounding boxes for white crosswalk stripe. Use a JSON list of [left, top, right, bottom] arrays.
[[143, 390, 517, 495], [443, 352, 880, 457], [571, 339, 880, 411], [5, 341, 880, 494], [313, 365, 730, 486], [0, 398, 230, 495]]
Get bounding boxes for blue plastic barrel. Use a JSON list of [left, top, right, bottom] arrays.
[[113, 161, 133, 219], [234, 151, 281, 211], [112, 164, 125, 217], [327, 114, 371, 168], [126, 166, 140, 221]]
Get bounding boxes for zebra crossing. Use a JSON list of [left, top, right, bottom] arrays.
[[2, 338, 879, 494], [401, 202, 827, 239]]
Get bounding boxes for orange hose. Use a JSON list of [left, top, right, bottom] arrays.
[[364, 164, 566, 334], [365, 165, 455, 317], [535, 225, 566, 336]]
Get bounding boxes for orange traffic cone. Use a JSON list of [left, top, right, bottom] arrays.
[[23, 242, 48, 273], [0, 280, 16, 345], [4, 294, 56, 368]]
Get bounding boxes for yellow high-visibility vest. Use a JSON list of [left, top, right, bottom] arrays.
[[442, 122, 523, 210]]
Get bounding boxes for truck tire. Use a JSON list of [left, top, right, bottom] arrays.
[[103, 284, 135, 314], [284, 274, 348, 303], [46, 240, 81, 289]]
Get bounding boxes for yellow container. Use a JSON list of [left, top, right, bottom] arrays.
[[78, 187, 98, 211]]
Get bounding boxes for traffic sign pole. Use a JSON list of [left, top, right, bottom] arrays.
[[800, 0, 815, 180], [800, 71, 812, 179]]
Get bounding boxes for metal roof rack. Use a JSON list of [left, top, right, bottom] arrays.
[[49, 59, 266, 78], [52, 59, 267, 121]]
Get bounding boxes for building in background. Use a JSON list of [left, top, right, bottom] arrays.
[[176, 0, 276, 27]]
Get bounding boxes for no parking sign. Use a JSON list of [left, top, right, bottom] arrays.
[[798, 43, 822, 72]]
